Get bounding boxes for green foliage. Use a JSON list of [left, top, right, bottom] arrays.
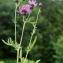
[[53, 35, 63, 63]]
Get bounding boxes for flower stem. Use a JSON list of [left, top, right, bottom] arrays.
[[15, 3, 17, 44], [20, 47, 22, 63], [30, 9, 40, 46], [26, 9, 40, 58], [20, 16, 26, 46], [35, 8, 40, 25], [17, 49, 19, 63], [15, 3, 19, 63]]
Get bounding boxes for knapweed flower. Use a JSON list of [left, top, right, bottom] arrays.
[[28, 0, 37, 7], [19, 4, 32, 15]]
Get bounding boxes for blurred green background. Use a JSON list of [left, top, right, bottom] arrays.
[[0, 0, 63, 63]]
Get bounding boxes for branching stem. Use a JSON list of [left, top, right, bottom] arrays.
[[26, 8, 40, 58]]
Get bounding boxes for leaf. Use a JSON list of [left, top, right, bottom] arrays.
[[2, 39, 10, 45], [2, 37, 14, 46], [27, 36, 37, 52], [35, 60, 40, 63], [30, 36, 37, 50]]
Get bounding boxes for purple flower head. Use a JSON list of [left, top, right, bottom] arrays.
[[19, 4, 32, 15], [28, 0, 37, 7]]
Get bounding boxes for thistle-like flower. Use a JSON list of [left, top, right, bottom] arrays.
[[28, 0, 37, 7], [19, 4, 32, 15]]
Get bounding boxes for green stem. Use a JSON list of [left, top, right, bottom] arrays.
[[17, 49, 19, 63], [15, 3, 19, 63], [15, 3, 17, 44], [19, 17, 26, 63], [25, 27, 35, 59], [20, 47, 22, 63], [26, 9, 40, 58], [20, 16, 26, 46], [25, 51, 29, 58], [29, 28, 35, 47], [35, 9, 40, 25], [29, 9, 40, 45], [19, 15, 30, 63], [20, 14, 30, 46]]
